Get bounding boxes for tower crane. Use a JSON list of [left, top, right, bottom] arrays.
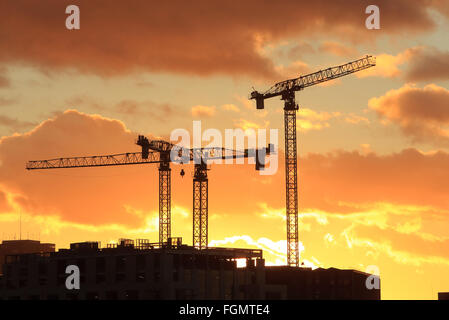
[[136, 136, 273, 249], [26, 136, 272, 249], [249, 55, 376, 267]]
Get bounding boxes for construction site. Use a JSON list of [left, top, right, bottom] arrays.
[[0, 56, 381, 300]]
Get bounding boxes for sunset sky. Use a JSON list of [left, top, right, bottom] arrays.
[[1, 0, 449, 299]]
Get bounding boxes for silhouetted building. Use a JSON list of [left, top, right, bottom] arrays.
[[265, 266, 380, 300], [438, 292, 449, 300], [0, 238, 270, 300], [0, 240, 55, 275], [0, 238, 380, 300]]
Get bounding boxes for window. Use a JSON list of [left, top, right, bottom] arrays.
[[76, 258, 86, 273], [96, 257, 106, 273], [136, 255, 145, 270], [38, 262, 47, 275], [39, 278, 47, 286], [96, 274, 106, 284], [57, 260, 66, 274], [19, 267, 28, 277], [154, 254, 160, 268], [115, 273, 125, 283], [116, 256, 126, 272]]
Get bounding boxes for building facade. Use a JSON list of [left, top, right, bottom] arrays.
[[438, 292, 449, 300], [265, 266, 380, 300], [0, 238, 380, 300], [0, 240, 55, 275], [0, 238, 269, 300]]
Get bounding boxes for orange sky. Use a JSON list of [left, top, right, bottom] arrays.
[[1, 0, 449, 299]]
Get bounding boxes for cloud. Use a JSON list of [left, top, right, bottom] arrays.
[[0, 97, 17, 107], [0, 115, 36, 132], [193, 146, 449, 219], [233, 118, 269, 131], [283, 42, 316, 60], [359, 46, 449, 82], [221, 104, 240, 113], [0, 109, 150, 226], [299, 148, 449, 212], [404, 47, 449, 82], [209, 235, 318, 267], [357, 52, 408, 79], [344, 113, 370, 125], [0, 190, 13, 212], [275, 60, 310, 79], [297, 108, 341, 132], [344, 227, 449, 267], [256, 200, 449, 269], [2, 110, 449, 227], [0, 68, 10, 88], [66, 96, 177, 121], [319, 41, 359, 57], [0, 1, 447, 78], [191, 105, 216, 118], [369, 84, 449, 145], [234, 95, 255, 110]]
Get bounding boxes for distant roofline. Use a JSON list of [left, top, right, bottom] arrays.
[[265, 265, 373, 276], [1, 239, 55, 245]]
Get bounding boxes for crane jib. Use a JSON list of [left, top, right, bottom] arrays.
[[250, 55, 376, 108]]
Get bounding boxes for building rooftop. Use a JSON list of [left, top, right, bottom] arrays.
[[3, 237, 262, 264]]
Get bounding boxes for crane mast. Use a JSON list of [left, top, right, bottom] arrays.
[[250, 55, 376, 267], [159, 157, 171, 244], [193, 162, 208, 249], [283, 91, 300, 267]]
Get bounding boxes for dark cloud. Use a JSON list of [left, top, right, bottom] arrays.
[[65, 96, 178, 121], [0, 115, 36, 131], [0, 110, 146, 226], [0, 0, 447, 78], [319, 41, 359, 57], [369, 84, 449, 146], [404, 47, 449, 82]]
